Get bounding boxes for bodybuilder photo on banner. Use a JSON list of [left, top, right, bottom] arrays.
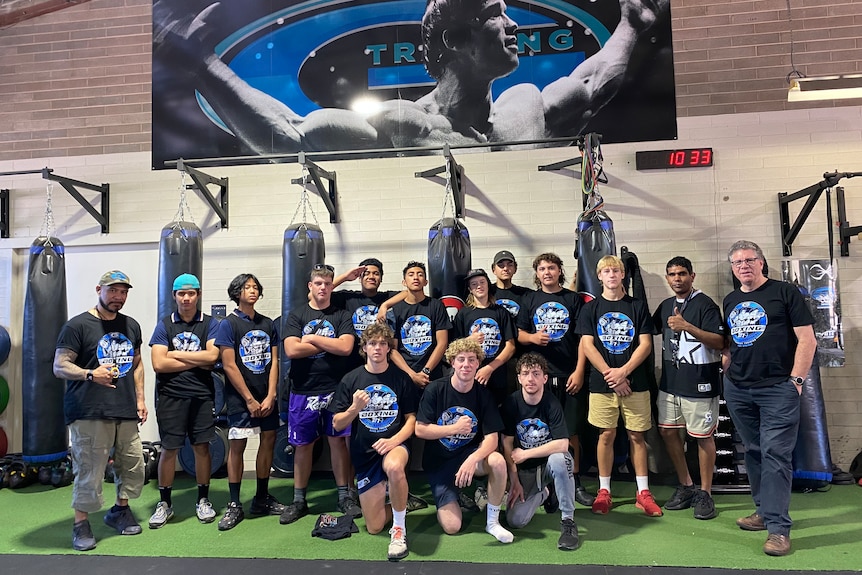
[[151, 0, 676, 167]]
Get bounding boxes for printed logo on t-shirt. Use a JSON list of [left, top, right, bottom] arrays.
[[171, 331, 202, 352], [352, 305, 379, 337], [400, 315, 433, 356], [727, 302, 767, 347], [238, 329, 271, 374], [97, 332, 135, 377], [303, 319, 336, 358], [533, 302, 570, 342], [597, 312, 635, 354], [496, 298, 520, 318], [470, 317, 502, 356], [516, 418, 551, 450], [359, 384, 399, 433], [437, 406, 477, 451]]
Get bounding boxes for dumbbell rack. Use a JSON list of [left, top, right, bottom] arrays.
[[711, 396, 750, 494]]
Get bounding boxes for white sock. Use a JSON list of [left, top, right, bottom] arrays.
[[392, 508, 406, 530], [486, 503, 501, 525], [636, 475, 649, 492], [599, 476, 611, 492], [485, 523, 514, 544]]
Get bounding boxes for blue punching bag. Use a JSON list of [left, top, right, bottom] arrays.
[[575, 208, 615, 300], [280, 223, 325, 416], [428, 217, 471, 321], [22, 237, 68, 464], [792, 353, 833, 489], [158, 221, 204, 320]]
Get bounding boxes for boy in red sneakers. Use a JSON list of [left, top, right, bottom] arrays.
[[576, 256, 661, 517]]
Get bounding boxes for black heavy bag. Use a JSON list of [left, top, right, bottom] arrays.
[[428, 218, 471, 320], [575, 209, 615, 299], [158, 221, 204, 321], [281, 223, 325, 409], [22, 237, 68, 464], [792, 353, 833, 489]]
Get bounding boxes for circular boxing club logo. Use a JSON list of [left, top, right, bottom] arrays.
[[400, 314, 432, 356], [359, 383, 399, 433], [438, 406, 477, 451], [303, 318, 336, 358], [97, 332, 135, 377], [239, 329, 271, 374], [728, 302, 767, 347], [533, 302, 570, 342], [597, 311, 635, 354], [495, 298, 520, 318], [171, 331, 202, 352], [516, 418, 551, 450], [470, 317, 502, 356]]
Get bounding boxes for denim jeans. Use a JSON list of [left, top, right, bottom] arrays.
[[723, 376, 800, 536], [506, 451, 575, 528]]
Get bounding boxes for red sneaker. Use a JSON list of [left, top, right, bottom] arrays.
[[591, 488, 612, 514], [636, 490, 663, 517]]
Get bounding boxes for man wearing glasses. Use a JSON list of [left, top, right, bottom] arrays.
[[722, 241, 816, 557], [652, 257, 724, 520], [281, 264, 358, 524]]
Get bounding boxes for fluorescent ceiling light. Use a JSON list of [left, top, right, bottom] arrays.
[[788, 74, 862, 102]]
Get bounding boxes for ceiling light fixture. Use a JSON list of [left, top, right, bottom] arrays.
[[788, 74, 862, 102]]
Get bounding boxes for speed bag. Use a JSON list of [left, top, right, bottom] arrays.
[[158, 221, 204, 321], [575, 209, 615, 299], [428, 218, 471, 320], [22, 237, 68, 464], [792, 354, 833, 489]]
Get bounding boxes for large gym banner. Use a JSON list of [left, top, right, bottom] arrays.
[[780, 259, 844, 368], [151, 0, 676, 168]]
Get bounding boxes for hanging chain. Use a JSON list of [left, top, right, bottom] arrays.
[[440, 155, 455, 220], [172, 171, 195, 226], [581, 134, 605, 214], [289, 164, 320, 227], [39, 181, 56, 241]]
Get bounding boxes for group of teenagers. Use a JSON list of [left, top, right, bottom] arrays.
[[54, 239, 816, 560]]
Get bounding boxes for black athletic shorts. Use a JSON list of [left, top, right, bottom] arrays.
[[156, 394, 216, 450]]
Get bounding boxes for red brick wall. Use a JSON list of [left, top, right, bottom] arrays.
[[0, 0, 860, 161]]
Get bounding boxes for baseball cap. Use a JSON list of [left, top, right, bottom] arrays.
[[173, 273, 201, 291], [493, 250, 516, 265], [99, 270, 133, 288], [464, 268, 490, 285]]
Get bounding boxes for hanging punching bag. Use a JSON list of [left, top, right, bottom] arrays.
[[22, 237, 68, 464], [281, 223, 325, 412], [575, 208, 615, 299], [792, 356, 833, 490], [158, 221, 204, 321], [428, 218, 471, 321]]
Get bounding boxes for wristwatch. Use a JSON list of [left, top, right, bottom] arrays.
[[421, 367, 431, 376], [86, 370, 94, 382], [790, 376, 804, 386]]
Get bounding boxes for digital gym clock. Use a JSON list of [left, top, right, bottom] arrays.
[[635, 148, 714, 170]]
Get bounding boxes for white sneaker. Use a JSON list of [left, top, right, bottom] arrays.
[[474, 485, 489, 512], [196, 498, 216, 523], [387, 526, 409, 561], [486, 522, 514, 544], [148, 501, 173, 529]]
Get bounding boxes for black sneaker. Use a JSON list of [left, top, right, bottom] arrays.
[[558, 518, 580, 551], [337, 496, 363, 517], [544, 483, 559, 514], [458, 490, 479, 512], [104, 506, 142, 535], [693, 490, 717, 520], [574, 485, 595, 507], [72, 519, 97, 551], [665, 484, 697, 511], [217, 501, 245, 531], [279, 500, 309, 525], [406, 492, 428, 513], [249, 494, 286, 516]]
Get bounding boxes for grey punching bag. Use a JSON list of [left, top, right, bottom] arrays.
[[281, 223, 325, 413], [428, 217, 471, 320], [22, 237, 68, 464], [158, 221, 204, 320]]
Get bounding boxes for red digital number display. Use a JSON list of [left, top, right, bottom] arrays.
[[636, 148, 714, 170]]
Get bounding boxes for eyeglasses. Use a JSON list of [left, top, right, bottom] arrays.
[[730, 258, 760, 268], [313, 264, 335, 272]]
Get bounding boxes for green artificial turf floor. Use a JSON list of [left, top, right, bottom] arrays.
[[1, 474, 860, 571]]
